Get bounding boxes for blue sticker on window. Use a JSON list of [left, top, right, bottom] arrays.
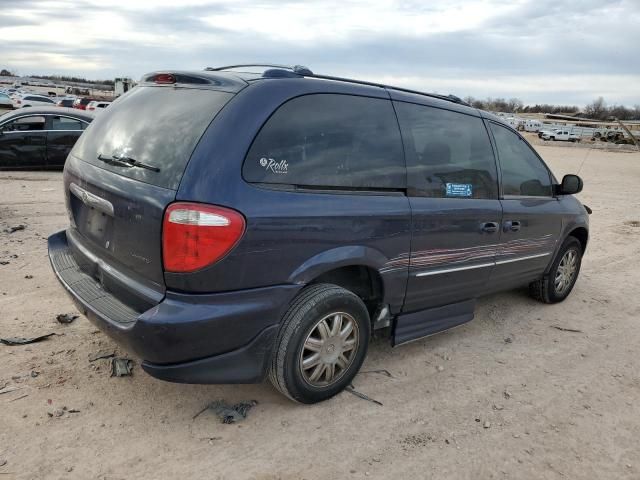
[[446, 183, 473, 197]]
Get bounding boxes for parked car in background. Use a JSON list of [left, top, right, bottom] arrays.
[[57, 98, 75, 108], [541, 129, 581, 142], [0, 107, 93, 169], [538, 128, 556, 138], [12, 94, 57, 109], [47, 66, 589, 404], [0, 92, 12, 109], [86, 101, 111, 113], [73, 98, 95, 110]]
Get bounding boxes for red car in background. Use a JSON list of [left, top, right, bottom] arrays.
[[73, 98, 95, 110]]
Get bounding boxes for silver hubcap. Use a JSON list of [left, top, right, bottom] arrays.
[[300, 312, 359, 387], [555, 249, 578, 295]]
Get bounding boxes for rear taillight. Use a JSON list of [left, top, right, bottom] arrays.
[[162, 203, 245, 273], [16, 100, 21, 104]]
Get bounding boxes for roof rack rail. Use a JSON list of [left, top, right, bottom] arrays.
[[204, 64, 467, 106], [205, 64, 313, 75], [302, 72, 468, 106]]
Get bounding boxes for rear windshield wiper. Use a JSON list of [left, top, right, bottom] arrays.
[[97, 153, 160, 172]]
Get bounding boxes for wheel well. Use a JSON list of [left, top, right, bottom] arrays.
[[569, 227, 588, 253], [309, 265, 383, 317]]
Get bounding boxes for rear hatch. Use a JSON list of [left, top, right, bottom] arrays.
[[62, 72, 243, 311]]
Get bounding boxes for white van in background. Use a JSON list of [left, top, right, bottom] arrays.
[[524, 119, 543, 132]]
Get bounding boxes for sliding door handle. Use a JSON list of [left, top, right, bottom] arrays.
[[481, 222, 499, 233], [504, 220, 521, 232]]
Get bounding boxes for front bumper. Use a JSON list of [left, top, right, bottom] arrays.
[[48, 230, 302, 383]]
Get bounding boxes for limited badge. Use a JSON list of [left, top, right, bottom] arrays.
[[446, 183, 473, 197]]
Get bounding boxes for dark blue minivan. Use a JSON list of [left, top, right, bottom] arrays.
[[48, 65, 589, 403]]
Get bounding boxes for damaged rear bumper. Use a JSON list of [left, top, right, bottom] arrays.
[[48, 229, 301, 383]]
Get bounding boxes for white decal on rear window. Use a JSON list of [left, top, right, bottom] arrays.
[[260, 157, 288, 174]]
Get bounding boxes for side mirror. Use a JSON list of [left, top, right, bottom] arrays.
[[557, 174, 583, 195]]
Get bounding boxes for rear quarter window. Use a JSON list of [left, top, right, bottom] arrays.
[[243, 94, 405, 190], [71, 86, 234, 190]]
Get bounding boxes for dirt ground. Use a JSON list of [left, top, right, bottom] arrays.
[[1, 144, 639, 480]]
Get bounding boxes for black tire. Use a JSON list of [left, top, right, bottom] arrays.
[[550, 136, 556, 141], [530, 236, 582, 304], [269, 283, 370, 404]]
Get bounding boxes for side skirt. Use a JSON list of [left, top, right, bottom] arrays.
[[392, 299, 475, 347]]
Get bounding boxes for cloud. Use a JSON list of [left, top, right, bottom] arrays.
[[1, 0, 639, 106]]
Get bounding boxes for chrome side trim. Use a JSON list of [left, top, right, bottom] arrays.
[[495, 252, 551, 265], [69, 183, 114, 216], [414, 251, 552, 277], [415, 262, 494, 277]]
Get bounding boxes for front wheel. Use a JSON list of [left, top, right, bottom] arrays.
[[269, 284, 370, 404], [530, 236, 582, 303]]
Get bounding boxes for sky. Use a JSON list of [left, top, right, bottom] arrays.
[[1, 0, 639, 107]]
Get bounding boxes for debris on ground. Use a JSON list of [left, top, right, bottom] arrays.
[[4, 225, 25, 234], [360, 369, 395, 378], [0, 386, 22, 395], [24, 275, 33, 279], [89, 350, 115, 362], [504, 337, 513, 343], [193, 400, 258, 424], [551, 325, 583, 333], [345, 386, 383, 406], [0, 333, 55, 346], [9, 394, 28, 402], [503, 390, 512, 399], [483, 421, 491, 429], [56, 313, 79, 324], [436, 365, 445, 372], [110, 357, 134, 377], [0, 458, 7, 467]]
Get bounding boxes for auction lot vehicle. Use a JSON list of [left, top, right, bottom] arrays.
[[12, 93, 57, 109], [541, 129, 581, 142], [48, 65, 589, 403], [86, 100, 111, 113], [0, 107, 93, 169], [72, 98, 95, 110], [0, 92, 12, 109]]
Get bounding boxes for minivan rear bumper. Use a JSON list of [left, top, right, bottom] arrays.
[[48, 230, 302, 383]]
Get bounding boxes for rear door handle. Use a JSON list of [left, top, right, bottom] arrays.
[[481, 222, 499, 233], [504, 220, 521, 232]]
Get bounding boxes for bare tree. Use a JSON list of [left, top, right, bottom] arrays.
[[507, 98, 524, 113], [585, 97, 607, 120]]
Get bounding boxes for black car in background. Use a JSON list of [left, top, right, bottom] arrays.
[[0, 107, 93, 169], [57, 98, 75, 108]]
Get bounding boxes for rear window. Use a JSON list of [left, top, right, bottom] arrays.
[[71, 86, 233, 190], [243, 94, 405, 190]]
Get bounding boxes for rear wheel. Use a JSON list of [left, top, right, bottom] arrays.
[[269, 283, 370, 404], [530, 236, 582, 303]]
